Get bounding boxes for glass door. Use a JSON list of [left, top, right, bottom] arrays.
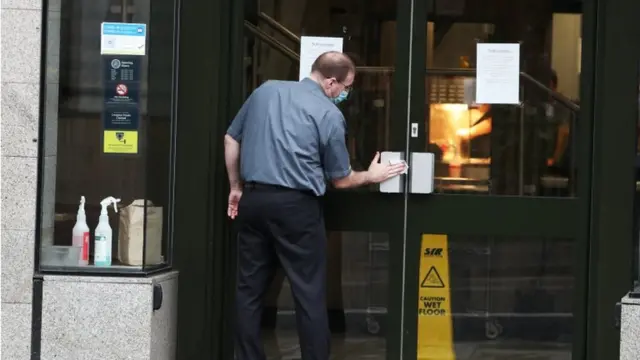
[[242, 0, 591, 358], [242, 0, 414, 358], [402, 0, 589, 359]]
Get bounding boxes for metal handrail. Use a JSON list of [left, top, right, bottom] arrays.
[[258, 12, 301, 44], [243, 21, 299, 62], [355, 66, 395, 74], [425, 68, 475, 76], [424, 68, 579, 111], [520, 72, 579, 112]]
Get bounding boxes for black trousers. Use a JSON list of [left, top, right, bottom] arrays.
[[235, 184, 330, 360]]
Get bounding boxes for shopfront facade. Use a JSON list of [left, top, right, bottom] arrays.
[[1, 0, 640, 359]]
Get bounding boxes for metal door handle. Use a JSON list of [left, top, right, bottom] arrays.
[[409, 152, 435, 194], [378, 152, 434, 194]]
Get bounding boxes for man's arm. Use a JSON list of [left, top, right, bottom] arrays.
[[320, 114, 373, 189], [332, 153, 405, 189], [333, 170, 371, 189], [224, 93, 254, 189], [457, 118, 492, 140], [224, 134, 242, 190]]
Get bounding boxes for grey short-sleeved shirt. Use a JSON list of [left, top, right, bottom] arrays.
[[226, 78, 352, 196]]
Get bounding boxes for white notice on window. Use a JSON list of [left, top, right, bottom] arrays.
[[299, 36, 344, 81], [101, 22, 147, 56], [475, 43, 520, 104]]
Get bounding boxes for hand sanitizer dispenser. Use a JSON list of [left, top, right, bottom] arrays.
[[94, 196, 121, 267]]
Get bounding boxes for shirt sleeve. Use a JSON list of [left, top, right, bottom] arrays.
[[226, 94, 253, 141], [322, 112, 352, 180]]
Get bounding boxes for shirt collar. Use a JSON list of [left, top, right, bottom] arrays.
[[301, 77, 326, 97]]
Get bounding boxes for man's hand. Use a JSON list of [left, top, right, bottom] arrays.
[[227, 188, 242, 219], [225, 134, 243, 219], [366, 152, 407, 184]]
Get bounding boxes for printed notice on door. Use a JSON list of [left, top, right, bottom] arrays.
[[299, 36, 344, 81], [475, 43, 520, 104], [101, 22, 147, 56]]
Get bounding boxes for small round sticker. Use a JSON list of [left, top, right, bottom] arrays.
[[111, 59, 121, 69], [116, 84, 128, 96]]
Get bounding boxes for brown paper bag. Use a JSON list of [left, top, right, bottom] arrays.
[[118, 199, 163, 266]]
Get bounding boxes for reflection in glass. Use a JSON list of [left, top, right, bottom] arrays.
[[438, 236, 575, 358], [263, 232, 388, 359], [39, 0, 174, 271], [424, 6, 583, 197]]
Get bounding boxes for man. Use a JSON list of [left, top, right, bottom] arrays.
[[546, 70, 572, 168], [224, 51, 406, 360]]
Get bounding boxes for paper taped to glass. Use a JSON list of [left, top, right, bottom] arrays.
[[118, 199, 163, 266]]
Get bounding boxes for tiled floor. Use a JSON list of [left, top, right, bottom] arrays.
[[263, 331, 572, 360]]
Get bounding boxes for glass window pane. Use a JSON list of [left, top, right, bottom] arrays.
[[39, 0, 176, 272], [426, 2, 582, 197]]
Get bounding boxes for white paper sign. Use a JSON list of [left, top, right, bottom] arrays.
[[299, 36, 344, 81], [475, 43, 520, 104], [101, 22, 147, 56]]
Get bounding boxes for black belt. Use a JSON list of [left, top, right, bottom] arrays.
[[244, 182, 316, 197]]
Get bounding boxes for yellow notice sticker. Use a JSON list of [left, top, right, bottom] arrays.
[[417, 234, 455, 360], [103, 130, 138, 154]]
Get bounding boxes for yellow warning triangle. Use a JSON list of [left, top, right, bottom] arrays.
[[421, 266, 445, 288]]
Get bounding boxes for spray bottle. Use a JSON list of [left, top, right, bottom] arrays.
[[94, 196, 121, 267], [72, 196, 90, 265]]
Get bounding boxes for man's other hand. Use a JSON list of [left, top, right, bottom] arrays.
[[227, 188, 243, 219]]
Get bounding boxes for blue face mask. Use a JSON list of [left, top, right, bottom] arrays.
[[332, 90, 349, 104]]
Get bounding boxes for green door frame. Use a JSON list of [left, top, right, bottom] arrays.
[[583, 0, 640, 358], [171, 0, 640, 358], [172, 0, 245, 358]]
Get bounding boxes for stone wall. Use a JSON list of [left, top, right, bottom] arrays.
[[1, 1, 45, 359]]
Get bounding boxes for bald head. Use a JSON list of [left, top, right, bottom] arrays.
[[310, 51, 356, 83], [309, 51, 356, 100]]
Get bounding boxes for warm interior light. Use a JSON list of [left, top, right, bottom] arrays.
[[429, 103, 471, 162]]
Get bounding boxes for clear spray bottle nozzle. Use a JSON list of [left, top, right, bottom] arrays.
[[99, 196, 121, 214], [77, 195, 87, 216]]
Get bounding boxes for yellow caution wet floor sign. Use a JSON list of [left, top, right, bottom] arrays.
[[417, 234, 455, 360]]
